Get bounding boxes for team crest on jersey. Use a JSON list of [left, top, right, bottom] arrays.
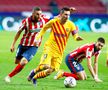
[[38, 22, 42, 26], [66, 28, 69, 32]]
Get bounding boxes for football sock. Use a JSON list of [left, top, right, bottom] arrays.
[[63, 72, 79, 80], [33, 70, 47, 79], [8, 64, 24, 77], [34, 65, 45, 73]]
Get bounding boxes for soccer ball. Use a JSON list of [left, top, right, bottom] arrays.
[[64, 77, 76, 88]]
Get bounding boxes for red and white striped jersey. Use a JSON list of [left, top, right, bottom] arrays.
[[19, 15, 49, 46], [69, 43, 101, 63]]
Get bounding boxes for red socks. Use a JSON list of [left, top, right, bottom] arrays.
[[63, 72, 79, 80], [8, 64, 24, 77]]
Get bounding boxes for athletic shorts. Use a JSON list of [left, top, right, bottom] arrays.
[[39, 51, 62, 71], [65, 54, 84, 73], [16, 44, 38, 61]]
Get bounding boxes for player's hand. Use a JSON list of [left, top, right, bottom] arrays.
[[70, 7, 76, 13], [10, 45, 15, 52], [76, 36, 83, 41], [106, 59, 108, 67], [33, 41, 39, 47]]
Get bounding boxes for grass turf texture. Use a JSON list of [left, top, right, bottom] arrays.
[[0, 31, 108, 90]]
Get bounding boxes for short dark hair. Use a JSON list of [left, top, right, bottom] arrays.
[[97, 37, 105, 44], [32, 7, 41, 12], [60, 7, 70, 13]]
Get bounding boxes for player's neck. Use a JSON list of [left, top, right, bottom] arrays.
[[60, 19, 66, 25]]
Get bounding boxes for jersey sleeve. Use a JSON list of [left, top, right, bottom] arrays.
[[19, 19, 26, 30], [35, 19, 54, 41], [41, 14, 50, 23], [86, 47, 93, 59], [95, 51, 101, 57]]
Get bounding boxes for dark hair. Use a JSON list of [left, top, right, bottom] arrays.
[[97, 37, 105, 44], [60, 7, 70, 13], [32, 7, 41, 12]]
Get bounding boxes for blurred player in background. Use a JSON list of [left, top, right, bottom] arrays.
[[27, 7, 83, 85], [54, 37, 105, 83], [4, 7, 49, 83]]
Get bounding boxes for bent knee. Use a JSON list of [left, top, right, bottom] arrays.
[[44, 64, 51, 69], [46, 68, 54, 75], [20, 58, 28, 65], [40, 64, 50, 69]]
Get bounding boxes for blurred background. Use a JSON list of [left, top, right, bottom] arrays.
[[0, 0, 108, 32]]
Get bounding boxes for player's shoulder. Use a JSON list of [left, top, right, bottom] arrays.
[[86, 43, 95, 51], [49, 17, 59, 23], [22, 16, 30, 23], [41, 14, 50, 19], [67, 20, 75, 26], [88, 43, 94, 47]]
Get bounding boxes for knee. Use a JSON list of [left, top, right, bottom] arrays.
[[15, 59, 20, 64], [44, 64, 51, 69], [46, 68, 54, 75], [20, 58, 28, 66]]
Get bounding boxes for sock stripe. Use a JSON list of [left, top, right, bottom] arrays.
[[34, 71, 47, 79]]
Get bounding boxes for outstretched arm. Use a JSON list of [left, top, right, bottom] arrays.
[[10, 29, 23, 52], [71, 25, 83, 41], [34, 20, 53, 46], [87, 57, 102, 83]]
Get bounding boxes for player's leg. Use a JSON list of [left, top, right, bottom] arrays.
[[76, 70, 87, 80], [4, 44, 23, 82], [54, 55, 79, 80], [28, 52, 48, 81], [64, 55, 83, 79], [32, 56, 61, 85], [27, 52, 52, 85], [27, 64, 51, 81], [5, 45, 37, 83], [52, 56, 65, 79], [80, 70, 87, 80], [33, 53, 52, 79], [70, 62, 86, 80]]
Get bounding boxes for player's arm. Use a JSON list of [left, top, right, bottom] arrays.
[[87, 57, 96, 79], [86, 50, 102, 83], [10, 21, 25, 52], [93, 54, 103, 82], [10, 29, 23, 52], [94, 56, 98, 76], [86, 48, 98, 81], [35, 20, 53, 41], [71, 23, 83, 41]]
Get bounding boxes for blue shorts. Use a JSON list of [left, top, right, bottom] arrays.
[[16, 44, 38, 62], [65, 54, 84, 74]]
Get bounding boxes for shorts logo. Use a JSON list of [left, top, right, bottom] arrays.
[[43, 54, 47, 59]]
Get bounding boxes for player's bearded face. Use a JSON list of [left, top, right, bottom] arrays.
[[61, 11, 70, 22], [33, 11, 42, 22]]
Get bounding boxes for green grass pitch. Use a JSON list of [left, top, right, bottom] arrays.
[[0, 31, 108, 90]]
